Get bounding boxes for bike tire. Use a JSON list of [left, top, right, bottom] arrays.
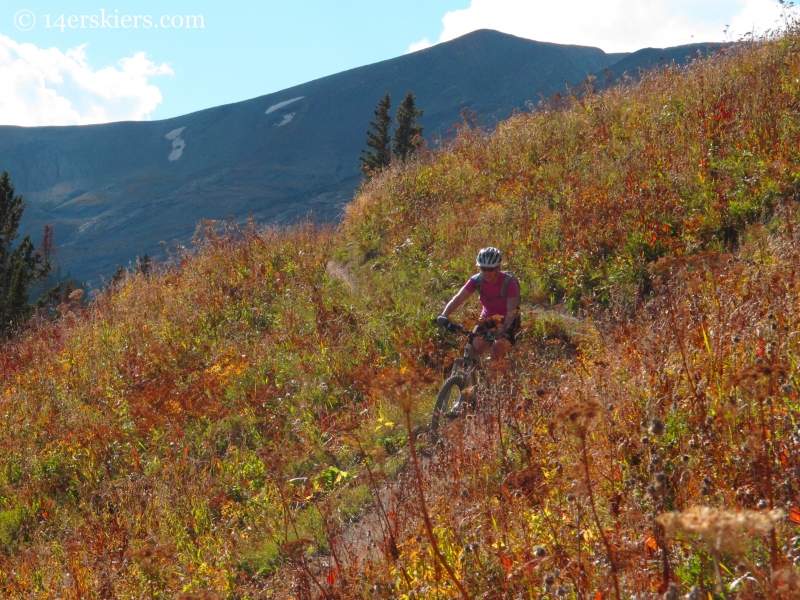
[[431, 373, 467, 432]]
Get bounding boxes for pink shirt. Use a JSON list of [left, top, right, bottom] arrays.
[[463, 272, 519, 319]]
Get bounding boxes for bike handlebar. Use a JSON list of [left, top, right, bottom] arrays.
[[435, 317, 504, 341]]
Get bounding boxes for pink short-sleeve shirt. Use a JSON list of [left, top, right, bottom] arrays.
[[463, 272, 519, 319]]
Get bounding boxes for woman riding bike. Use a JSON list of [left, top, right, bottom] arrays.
[[437, 247, 520, 362]]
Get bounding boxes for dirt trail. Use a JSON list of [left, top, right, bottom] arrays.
[[275, 267, 583, 596], [273, 458, 420, 599], [325, 261, 358, 294], [326, 259, 582, 333]]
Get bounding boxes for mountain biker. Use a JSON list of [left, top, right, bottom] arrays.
[[437, 247, 520, 362]]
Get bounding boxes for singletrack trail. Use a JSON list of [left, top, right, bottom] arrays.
[[273, 301, 584, 597], [273, 455, 421, 598], [325, 261, 358, 294]]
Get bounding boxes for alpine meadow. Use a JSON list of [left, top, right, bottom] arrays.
[[3, 21, 800, 600]]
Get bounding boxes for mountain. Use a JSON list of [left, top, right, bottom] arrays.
[[602, 42, 725, 83], [0, 30, 719, 286]]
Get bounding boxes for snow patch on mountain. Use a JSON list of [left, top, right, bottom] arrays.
[[166, 127, 186, 161], [265, 97, 304, 114], [277, 113, 295, 127]]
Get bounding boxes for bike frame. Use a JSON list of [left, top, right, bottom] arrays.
[[430, 320, 506, 433], [447, 327, 500, 404], [450, 343, 488, 377]]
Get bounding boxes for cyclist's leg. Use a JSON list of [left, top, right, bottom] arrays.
[[472, 324, 490, 357], [490, 338, 510, 361], [473, 336, 490, 356], [489, 317, 519, 362]]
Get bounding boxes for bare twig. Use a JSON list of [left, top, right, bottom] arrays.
[[404, 410, 472, 600], [580, 435, 621, 600]]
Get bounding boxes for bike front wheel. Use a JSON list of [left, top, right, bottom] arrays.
[[431, 373, 467, 433]]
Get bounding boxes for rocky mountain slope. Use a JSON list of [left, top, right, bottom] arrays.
[[1, 30, 717, 285]]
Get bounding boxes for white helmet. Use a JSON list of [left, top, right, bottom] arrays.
[[476, 247, 502, 268]]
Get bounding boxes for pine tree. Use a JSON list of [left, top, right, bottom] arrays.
[[360, 93, 392, 178], [136, 253, 152, 276], [392, 91, 424, 161], [109, 265, 126, 288], [38, 224, 55, 298], [0, 171, 52, 335]]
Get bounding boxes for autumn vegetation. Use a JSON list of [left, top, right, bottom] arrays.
[[2, 20, 800, 600]]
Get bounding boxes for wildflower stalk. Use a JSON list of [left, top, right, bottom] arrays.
[[314, 503, 346, 573], [359, 439, 400, 562], [766, 382, 780, 571], [712, 554, 729, 600], [579, 435, 621, 600], [658, 485, 671, 590], [404, 409, 472, 600], [276, 484, 331, 599], [755, 386, 779, 571], [665, 287, 703, 417], [299, 555, 334, 600], [575, 498, 582, 576], [496, 382, 509, 473], [276, 483, 301, 544]]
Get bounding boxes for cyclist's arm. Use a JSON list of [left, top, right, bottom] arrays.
[[503, 295, 520, 329], [442, 286, 472, 318]]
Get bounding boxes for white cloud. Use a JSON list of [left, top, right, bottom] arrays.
[[407, 38, 433, 53], [408, 0, 790, 54], [0, 34, 173, 126]]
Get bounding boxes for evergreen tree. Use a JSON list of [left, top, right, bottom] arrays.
[[60, 278, 75, 304], [360, 92, 392, 178], [136, 253, 152, 276], [0, 171, 52, 335], [392, 91, 424, 161], [109, 265, 126, 288], [38, 224, 55, 298]]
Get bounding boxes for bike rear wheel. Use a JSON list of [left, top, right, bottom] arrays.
[[431, 373, 467, 433]]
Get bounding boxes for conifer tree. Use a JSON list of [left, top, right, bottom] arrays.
[[0, 171, 52, 335], [109, 265, 126, 288], [360, 92, 392, 178], [392, 91, 424, 161], [38, 224, 55, 298], [136, 253, 152, 276]]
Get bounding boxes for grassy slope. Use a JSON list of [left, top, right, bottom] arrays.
[[1, 26, 800, 599], [346, 32, 798, 311]]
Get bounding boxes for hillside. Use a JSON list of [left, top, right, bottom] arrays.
[[1, 25, 800, 600], [0, 30, 717, 287]]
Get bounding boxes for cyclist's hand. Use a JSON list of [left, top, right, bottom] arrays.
[[437, 316, 459, 333]]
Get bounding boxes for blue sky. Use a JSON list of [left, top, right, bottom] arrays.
[[2, 0, 468, 121], [0, 0, 788, 125]]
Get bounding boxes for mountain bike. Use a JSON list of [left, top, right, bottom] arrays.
[[431, 319, 504, 433]]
